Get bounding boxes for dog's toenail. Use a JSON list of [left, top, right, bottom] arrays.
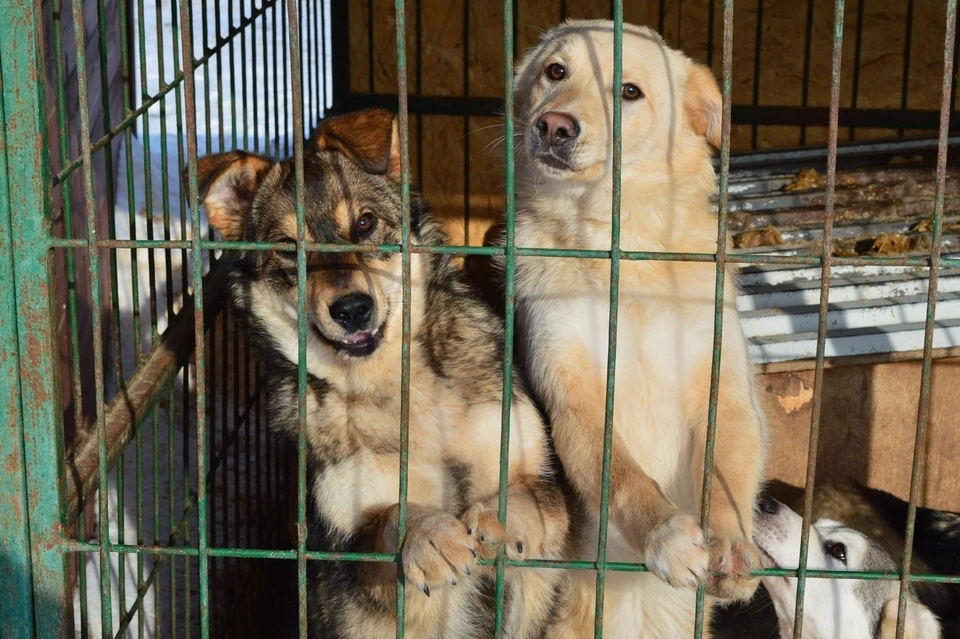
[[451, 579, 457, 586], [465, 567, 471, 576], [423, 585, 430, 597], [467, 528, 473, 535], [470, 548, 477, 558], [516, 541, 524, 554]]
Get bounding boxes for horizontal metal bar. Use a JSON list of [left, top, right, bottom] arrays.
[[63, 265, 229, 522], [345, 92, 960, 130], [727, 135, 960, 170], [53, 542, 960, 582], [44, 237, 954, 268], [758, 343, 960, 374]]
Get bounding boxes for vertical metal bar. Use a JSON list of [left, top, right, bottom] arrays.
[[319, 0, 327, 116], [52, 0, 87, 476], [493, 0, 519, 633], [281, 2, 308, 637], [849, 0, 866, 140], [303, 0, 312, 128], [261, 0, 271, 154], [251, 0, 261, 153], [242, 0, 250, 151], [368, 0, 376, 93], [799, 0, 816, 145], [281, 0, 290, 151], [415, 0, 423, 185], [706, 0, 716, 69], [201, 0, 213, 158], [693, 0, 735, 634], [230, 0, 239, 152], [131, 2, 159, 626], [96, 0, 125, 406], [462, 0, 470, 245], [68, 0, 115, 631], [394, 1, 413, 635], [152, 2, 175, 629], [117, 0, 142, 625], [593, 5, 624, 637], [898, 0, 915, 137], [180, 366, 190, 637], [215, 0, 226, 151], [895, 3, 956, 636], [751, 0, 764, 149], [178, 0, 211, 634], [312, 0, 321, 125], [0, 55, 38, 639], [792, 1, 845, 635], [272, 0, 281, 157], [51, 0, 91, 627]]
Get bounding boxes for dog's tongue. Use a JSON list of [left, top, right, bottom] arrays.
[[344, 332, 371, 344]]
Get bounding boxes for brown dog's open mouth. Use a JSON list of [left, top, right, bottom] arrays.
[[313, 323, 385, 357]]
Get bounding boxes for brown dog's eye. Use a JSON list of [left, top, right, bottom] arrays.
[[824, 542, 847, 563], [545, 63, 566, 81], [355, 212, 377, 238], [622, 84, 643, 101]]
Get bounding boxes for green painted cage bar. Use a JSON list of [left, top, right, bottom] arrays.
[[1, 0, 959, 637]]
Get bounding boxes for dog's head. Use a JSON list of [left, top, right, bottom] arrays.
[[513, 19, 721, 186], [190, 109, 419, 364], [754, 495, 941, 639]]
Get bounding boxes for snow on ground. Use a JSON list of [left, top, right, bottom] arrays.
[[74, 1, 331, 636]]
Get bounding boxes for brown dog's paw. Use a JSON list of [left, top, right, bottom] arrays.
[[400, 505, 478, 596], [644, 512, 709, 588], [463, 492, 552, 562], [461, 501, 506, 560], [705, 537, 761, 601]]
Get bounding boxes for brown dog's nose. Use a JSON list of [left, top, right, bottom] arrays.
[[536, 112, 580, 147]]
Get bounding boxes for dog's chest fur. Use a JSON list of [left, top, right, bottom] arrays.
[[518, 240, 718, 496]]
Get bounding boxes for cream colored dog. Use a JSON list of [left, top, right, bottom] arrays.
[[511, 21, 768, 637]]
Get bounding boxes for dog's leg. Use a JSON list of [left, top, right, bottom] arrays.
[[462, 476, 572, 637], [539, 341, 710, 589], [688, 361, 765, 602]]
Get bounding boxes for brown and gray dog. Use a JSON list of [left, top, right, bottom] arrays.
[[190, 109, 575, 638], [510, 20, 768, 637]]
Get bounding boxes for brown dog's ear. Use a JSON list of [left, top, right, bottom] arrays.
[[685, 63, 722, 149], [183, 151, 273, 241], [879, 597, 941, 639], [313, 109, 401, 181]]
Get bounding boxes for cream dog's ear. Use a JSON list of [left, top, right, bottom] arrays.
[[878, 596, 941, 639], [684, 62, 722, 149]]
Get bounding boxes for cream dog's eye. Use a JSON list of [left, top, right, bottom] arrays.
[[622, 83, 644, 100], [545, 63, 566, 81]]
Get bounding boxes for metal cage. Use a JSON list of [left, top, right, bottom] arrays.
[[1, 0, 959, 638]]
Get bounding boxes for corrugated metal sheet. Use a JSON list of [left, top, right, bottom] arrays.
[[726, 143, 960, 364]]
